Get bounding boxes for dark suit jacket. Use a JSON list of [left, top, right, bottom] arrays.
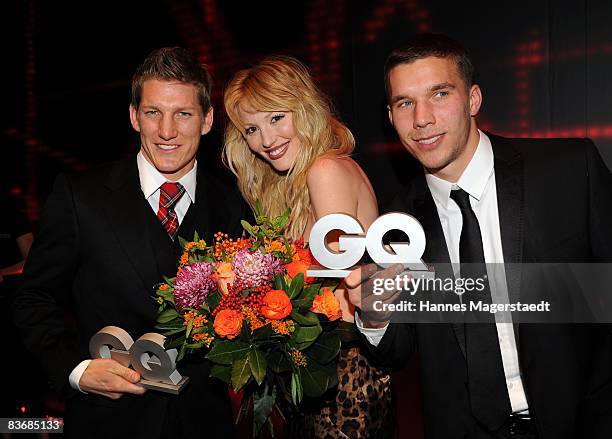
[[374, 135, 612, 439], [12, 156, 251, 438]]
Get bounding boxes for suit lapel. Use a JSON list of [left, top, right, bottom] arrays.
[[398, 173, 467, 357], [186, 167, 212, 241], [104, 157, 159, 290], [490, 135, 525, 347]]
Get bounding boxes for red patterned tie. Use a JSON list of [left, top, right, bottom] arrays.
[[157, 182, 185, 240]]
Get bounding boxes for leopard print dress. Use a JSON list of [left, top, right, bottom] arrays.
[[293, 346, 394, 438]]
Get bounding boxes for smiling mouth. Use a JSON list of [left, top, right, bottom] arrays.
[[267, 141, 289, 159], [413, 134, 444, 146], [156, 144, 180, 151]]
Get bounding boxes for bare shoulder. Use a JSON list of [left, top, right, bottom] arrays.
[[306, 156, 360, 216], [306, 155, 363, 189], [305, 155, 378, 224]]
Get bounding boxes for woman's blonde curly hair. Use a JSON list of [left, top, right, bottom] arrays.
[[223, 56, 354, 239]]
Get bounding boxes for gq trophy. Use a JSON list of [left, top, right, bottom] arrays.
[[89, 326, 189, 394], [306, 212, 434, 279]]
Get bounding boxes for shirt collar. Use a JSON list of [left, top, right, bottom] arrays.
[[425, 130, 493, 208], [136, 151, 197, 202]]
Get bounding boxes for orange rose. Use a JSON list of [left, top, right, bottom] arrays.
[[261, 289, 292, 320], [310, 288, 342, 321], [292, 247, 313, 264], [285, 260, 315, 283], [213, 262, 236, 294], [213, 309, 243, 339]]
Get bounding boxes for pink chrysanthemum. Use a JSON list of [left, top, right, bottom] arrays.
[[233, 249, 284, 288], [173, 262, 215, 310]]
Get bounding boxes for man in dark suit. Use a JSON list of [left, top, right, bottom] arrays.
[[12, 47, 248, 438], [349, 34, 612, 438]]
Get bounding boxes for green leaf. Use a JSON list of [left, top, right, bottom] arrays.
[[178, 342, 187, 362], [184, 318, 194, 339], [185, 341, 205, 349], [290, 370, 303, 405], [193, 230, 200, 242], [198, 302, 210, 313], [273, 275, 288, 291], [156, 288, 175, 302], [241, 220, 255, 236], [292, 284, 322, 310], [236, 393, 251, 425], [165, 334, 186, 349], [291, 298, 312, 311], [240, 320, 251, 340], [326, 361, 339, 389], [206, 340, 250, 365], [290, 310, 319, 327], [301, 360, 337, 398], [253, 384, 276, 434], [304, 332, 341, 364], [231, 356, 251, 391], [288, 273, 304, 299], [207, 291, 221, 310], [248, 347, 267, 386], [290, 324, 322, 349], [157, 308, 179, 324], [274, 209, 290, 230], [155, 319, 183, 330], [252, 323, 273, 340], [210, 364, 231, 384], [178, 236, 189, 249], [163, 276, 176, 287], [268, 350, 292, 373], [303, 283, 322, 298], [160, 327, 187, 337], [300, 360, 328, 398]]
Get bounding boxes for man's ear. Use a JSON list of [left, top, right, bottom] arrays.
[[129, 104, 141, 132], [201, 107, 214, 135], [469, 84, 482, 117], [387, 104, 394, 126]]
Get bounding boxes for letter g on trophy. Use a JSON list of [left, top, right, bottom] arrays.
[[89, 326, 189, 394], [306, 212, 433, 278]]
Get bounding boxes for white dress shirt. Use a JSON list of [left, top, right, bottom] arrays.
[[356, 130, 529, 413], [69, 152, 197, 392]]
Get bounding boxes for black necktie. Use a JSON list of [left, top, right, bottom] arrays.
[[450, 188, 511, 431]]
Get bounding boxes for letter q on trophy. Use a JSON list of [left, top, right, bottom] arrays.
[[89, 326, 189, 394], [306, 212, 434, 279]]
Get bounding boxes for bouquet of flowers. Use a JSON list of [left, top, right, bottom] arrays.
[[154, 206, 342, 435]]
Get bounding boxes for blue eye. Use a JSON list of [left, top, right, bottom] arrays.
[[435, 90, 449, 98], [397, 100, 413, 108]]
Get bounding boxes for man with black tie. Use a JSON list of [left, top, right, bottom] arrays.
[[12, 47, 247, 437], [349, 34, 612, 438]]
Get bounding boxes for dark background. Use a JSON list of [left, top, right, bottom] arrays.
[[4, 0, 612, 222], [3, 0, 612, 436]]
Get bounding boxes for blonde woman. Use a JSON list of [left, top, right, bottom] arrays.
[[224, 56, 393, 438]]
